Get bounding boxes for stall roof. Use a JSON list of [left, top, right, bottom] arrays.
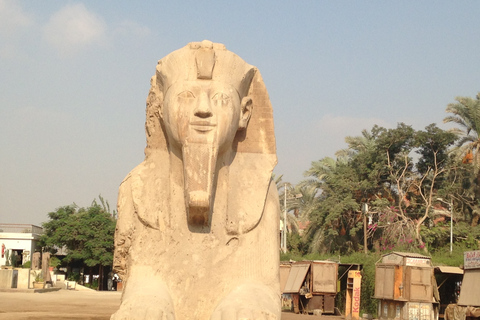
[[283, 263, 310, 293], [435, 266, 463, 275], [382, 251, 431, 259], [458, 269, 480, 306]]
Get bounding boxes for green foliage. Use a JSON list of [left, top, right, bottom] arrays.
[[10, 251, 17, 267], [280, 251, 304, 262], [292, 121, 466, 255], [49, 256, 61, 268], [35, 272, 43, 282], [286, 232, 303, 255], [415, 124, 457, 175], [67, 272, 81, 282], [4, 250, 10, 266], [41, 197, 116, 267], [22, 261, 31, 269], [85, 278, 99, 290]]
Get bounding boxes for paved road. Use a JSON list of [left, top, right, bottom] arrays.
[[0, 289, 345, 320]]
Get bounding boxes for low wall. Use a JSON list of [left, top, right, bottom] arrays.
[[16, 269, 30, 289], [0, 269, 13, 288], [0, 269, 32, 289]]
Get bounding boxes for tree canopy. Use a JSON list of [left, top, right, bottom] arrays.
[[282, 92, 480, 257], [40, 197, 117, 267]]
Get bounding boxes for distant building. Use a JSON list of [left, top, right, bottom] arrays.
[[0, 224, 43, 267]]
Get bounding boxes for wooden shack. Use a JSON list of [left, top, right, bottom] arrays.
[[281, 260, 338, 314], [374, 252, 439, 320]]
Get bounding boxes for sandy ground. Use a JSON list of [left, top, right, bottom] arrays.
[[0, 289, 345, 320]]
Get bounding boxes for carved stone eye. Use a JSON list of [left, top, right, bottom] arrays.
[[211, 93, 230, 105], [178, 91, 195, 99]]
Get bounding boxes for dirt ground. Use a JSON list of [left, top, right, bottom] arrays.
[[0, 289, 345, 320]]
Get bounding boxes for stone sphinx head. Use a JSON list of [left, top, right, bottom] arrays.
[[144, 40, 277, 233]]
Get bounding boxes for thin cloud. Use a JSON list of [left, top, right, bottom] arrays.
[[0, 0, 33, 37], [42, 3, 106, 57], [0, 0, 33, 59]]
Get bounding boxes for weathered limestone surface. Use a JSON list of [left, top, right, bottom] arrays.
[[111, 40, 280, 320]]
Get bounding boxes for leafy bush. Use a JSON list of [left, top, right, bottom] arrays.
[[35, 272, 43, 282], [49, 256, 61, 268], [22, 261, 31, 269], [84, 278, 99, 290], [67, 272, 80, 282]]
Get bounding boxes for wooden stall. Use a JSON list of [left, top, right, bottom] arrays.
[[374, 252, 439, 320], [282, 260, 338, 314]]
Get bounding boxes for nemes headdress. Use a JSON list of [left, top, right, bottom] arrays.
[[155, 40, 255, 100], [142, 40, 277, 235]]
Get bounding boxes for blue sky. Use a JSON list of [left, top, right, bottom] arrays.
[[1, 1, 479, 225]]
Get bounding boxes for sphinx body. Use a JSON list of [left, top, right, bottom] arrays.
[[111, 41, 280, 320]]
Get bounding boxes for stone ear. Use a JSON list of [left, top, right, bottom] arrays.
[[239, 97, 252, 130]]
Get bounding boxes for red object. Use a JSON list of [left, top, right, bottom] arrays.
[[1, 244, 5, 258]]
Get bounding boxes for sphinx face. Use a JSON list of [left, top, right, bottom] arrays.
[[162, 80, 241, 154], [162, 80, 243, 225]]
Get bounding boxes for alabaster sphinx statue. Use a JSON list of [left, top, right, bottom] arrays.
[[111, 40, 281, 320]]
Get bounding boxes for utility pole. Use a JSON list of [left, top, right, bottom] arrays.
[[362, 203, 368, 254], [283, 183, 287, 253]]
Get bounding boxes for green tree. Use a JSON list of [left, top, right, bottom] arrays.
[[444, 92, 480, 225], [303, 123, 457, 254], [41, 199, 117, 268], [304, 157, 362, 254], [444, 92, 480, 167]]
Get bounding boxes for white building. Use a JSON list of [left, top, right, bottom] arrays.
[[0, 224, 43, 267]]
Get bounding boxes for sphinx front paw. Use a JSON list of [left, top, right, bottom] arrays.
[[111, 294, 175, 320], [210, 284, 280, 320], [211, 307, 277, 320]]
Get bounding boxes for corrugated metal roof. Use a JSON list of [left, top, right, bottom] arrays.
[[383, 251, 431, 259], [280, 264, 292, 293], [283, 264, 310, 294], [435, 266, 463, 275], [312, 260, 337, 264]]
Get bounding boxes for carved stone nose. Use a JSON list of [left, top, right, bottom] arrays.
[[194, 95, 212, 118]]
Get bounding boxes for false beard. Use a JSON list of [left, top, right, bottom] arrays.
[[182, 141, 218, 226]]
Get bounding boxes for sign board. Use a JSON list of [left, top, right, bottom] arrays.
[[405, 257, 430, 266], [346, 270, 362, 320], [464, 250, 480, 270], [348, 270, 362, 278]]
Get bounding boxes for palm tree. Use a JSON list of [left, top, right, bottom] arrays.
[[304, 156, 347, 185], [444, 93, 480, 167], [344, 129, 377, 154], [444, 92, 480, 225]]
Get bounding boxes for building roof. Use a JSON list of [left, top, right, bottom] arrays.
[[382, 251, 431, 259], [0, 224, 43, 240], [435, 266, 463, 275]]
